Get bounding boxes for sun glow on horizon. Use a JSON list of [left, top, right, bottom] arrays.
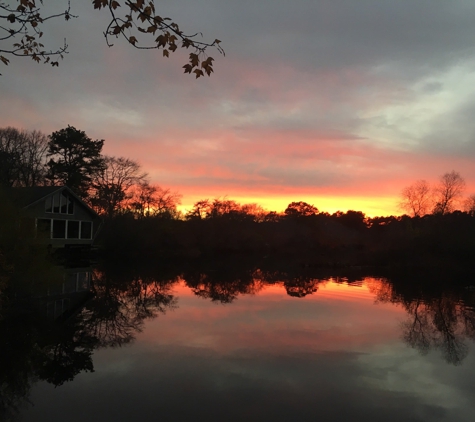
[[177, 194, 400, 217]]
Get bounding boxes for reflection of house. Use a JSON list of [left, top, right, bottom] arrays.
[[45, 267, 92, 320], [11, 186, 102, 248]]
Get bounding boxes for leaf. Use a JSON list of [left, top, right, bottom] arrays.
[[111, 0, 120, 9], [129, 36, 137, 45], [193, 69, 204, 79], [0, 56, 9, 65], [189, 53, 199, 67], [163, 49, 169, 57], [93, 0, 108, 10], [7, 14, 15, 23], [155, 34, 166, 48], [182, 64, 192, 74]]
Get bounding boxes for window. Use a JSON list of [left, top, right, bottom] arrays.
[[45, 192, 75, 214], [67, 220, 80, 239], [52, 220, 66, 238], [61, 191, 74, 214], [52, 194, 60, 213], [80, 221, 92, 240]]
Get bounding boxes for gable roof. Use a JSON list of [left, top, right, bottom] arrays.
[[8, 186, 63, 208], [9, 186, 100, 218]]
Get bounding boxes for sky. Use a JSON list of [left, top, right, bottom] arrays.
[[2, 0, 475, 216]]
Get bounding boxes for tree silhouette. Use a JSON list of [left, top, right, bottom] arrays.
[[0, 127, 48, 187], [399, 180, 432, 217], [284, 201, 318, 218], [432, 171, 465, 215], [90, 156, 147, 218], [46, 125, 105, 199]]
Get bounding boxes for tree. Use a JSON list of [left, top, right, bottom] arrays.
[[0, 127, 48, 187], [0, 1, 223, 77], [129, 181, 181, 218], [432, 171, 466, 215], [185, 199, 211, 220], [46, 125, 105, 199], [284, 201, 318, 218], [90, 156, 147, 218], [464, 194, 475, 216], [399, 179, 432, 217]]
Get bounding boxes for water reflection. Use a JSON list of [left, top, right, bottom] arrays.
[[2, 260, 475, 421], [0, 264, 178, 420], [83, 268, 177, 348], [369, 278, 475, 365]]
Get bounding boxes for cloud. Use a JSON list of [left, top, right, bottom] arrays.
[[1, 0, 475, 213]]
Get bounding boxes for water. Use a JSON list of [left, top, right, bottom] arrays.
[[3, 267, 475, 422]]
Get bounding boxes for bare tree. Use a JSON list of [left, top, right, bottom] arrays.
[[0, 126, 48, 187], [432, 171, 466, 215], [464, 194, 475, 215], [90, 156, 147, 218], [129, 181, 181, 218], [398, 179, 432, 217]]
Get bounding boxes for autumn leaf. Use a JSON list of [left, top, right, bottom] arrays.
[[163, 49, 169, 57], [0, 56, 9, 65], [93, 0, 108, 10], [189, 53, 199, 67], [193, 68, 204, 78]]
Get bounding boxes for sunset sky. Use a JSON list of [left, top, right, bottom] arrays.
[[2, 0, 475, 216]]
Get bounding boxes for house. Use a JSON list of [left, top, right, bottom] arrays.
[[10, 186, 102, 249]]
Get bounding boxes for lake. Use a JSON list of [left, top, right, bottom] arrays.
[[4, 265, 475, 422]]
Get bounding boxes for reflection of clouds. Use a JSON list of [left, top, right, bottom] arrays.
[[22, 276, 475, 421]]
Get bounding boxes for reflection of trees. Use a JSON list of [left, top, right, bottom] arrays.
[[255, 269, 327, 299], [83, 270, 178, 347], [369, 278, 475, 365], [0, 302, 97, 420], [182, 266, 329, 302], [284, 275, 320, 298], [184, 268, 263, 303], [0, 263, 179, 419]]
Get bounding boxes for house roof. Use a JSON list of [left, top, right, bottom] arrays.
[[8, 186, 63, 208], [8, 186, 100, 218]]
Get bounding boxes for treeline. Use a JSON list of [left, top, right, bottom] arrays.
[[101, 198, 475, 269]]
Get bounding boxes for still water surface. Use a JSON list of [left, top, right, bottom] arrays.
[[10, 271, 475, 421]]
